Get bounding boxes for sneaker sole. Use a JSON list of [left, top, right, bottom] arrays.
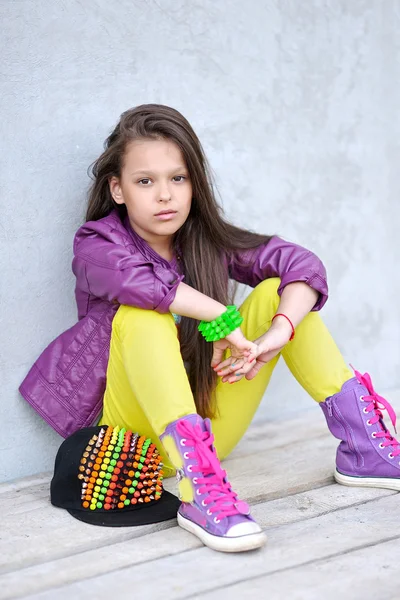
[[334, 468, 400, 491], [177, 513, 267, 553]]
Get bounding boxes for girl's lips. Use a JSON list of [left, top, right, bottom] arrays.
[[154, 212, 177, 221]]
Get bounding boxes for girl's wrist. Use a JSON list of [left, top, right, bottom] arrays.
[[271, 315, 293, 335], [198, 306, 243, 342], [225, 327, 244, 344], [257, 318, 293, 350]]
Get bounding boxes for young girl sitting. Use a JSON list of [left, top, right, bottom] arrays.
[[20, 104, 400, 554]]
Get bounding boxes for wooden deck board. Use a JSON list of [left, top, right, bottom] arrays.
[[13, 494, 400, 600], [1, 393, 399, 600], [201, 537, 400, 600], [1, 486, 394, 599]]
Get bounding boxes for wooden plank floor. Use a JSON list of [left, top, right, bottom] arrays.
[[1, 392, 400, 600]]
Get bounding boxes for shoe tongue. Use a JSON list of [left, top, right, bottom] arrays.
[[378, 418, 389, 433], [203, 418, 212, 434], [341, 376, 362, 393], [181, 414, 207, 431]]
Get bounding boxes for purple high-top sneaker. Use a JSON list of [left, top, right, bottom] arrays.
[[160, 414, 266, 552], [320, 367, 400, 490]]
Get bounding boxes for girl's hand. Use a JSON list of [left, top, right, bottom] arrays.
[[212, 318, 293, 383], [210, 328, 258, 378]]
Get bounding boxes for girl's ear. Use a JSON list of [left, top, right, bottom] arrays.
[[109, 176, 124, 205]]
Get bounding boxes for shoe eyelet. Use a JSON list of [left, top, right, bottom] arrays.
[[201, 500, 207, 507], [187, 464, 193, 472], [360, 395, 365, 402], [183, 452, 189, 459], [388, 453, 394, 459], [192, 477, 198, 484], [371, 432, 377, 438], [196, 489, 202, 496], [379, 443, 385, 449], [180, 439, 186, 446], [362, 407, 369, 414], [366, 420, 372, 426], [213, 517, 221, 524], [207, 509, 212, 516]]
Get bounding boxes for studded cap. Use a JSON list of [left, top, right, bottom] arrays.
[[50, 425, 180, 527]]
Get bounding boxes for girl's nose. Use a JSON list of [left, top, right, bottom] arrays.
[[159, 184, 172, 202]]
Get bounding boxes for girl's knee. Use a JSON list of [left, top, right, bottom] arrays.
[[240, 278, 281, 336], [254, 277, 281, 297], [246, 277, 281, 311], [113, 304, 175, 337]]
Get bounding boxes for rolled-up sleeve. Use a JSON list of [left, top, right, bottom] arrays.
[[72, 225, 184, 313], [227, 236, 328, 311]]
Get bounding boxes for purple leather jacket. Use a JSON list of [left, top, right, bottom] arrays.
[[19, 209, 328, 438]]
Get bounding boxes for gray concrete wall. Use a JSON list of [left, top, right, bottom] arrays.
[[1, 0, 399, 482]]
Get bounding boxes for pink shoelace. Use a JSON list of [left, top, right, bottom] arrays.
[[352, 366, 400, 458], [176, 419, 250, 521]]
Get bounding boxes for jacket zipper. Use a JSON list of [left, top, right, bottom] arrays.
[[326, 399, 363, 467]]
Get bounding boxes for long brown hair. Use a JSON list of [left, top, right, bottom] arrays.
[[85, 104, 273, 418]]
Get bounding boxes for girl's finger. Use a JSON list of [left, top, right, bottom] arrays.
[[217, 359, 244, 377], [222, 372, 243, 383], [213, 356, 234, 371], [241, 361, 255, 374], [227, 372, 244, 383], [245, 345, 261, 361], [245, 352, 258, 364], [220, 356, 256, 377], [213, 346, 258, 374], [224, 358, 257, 382], [245, 364, 262, 380], [211, 347, 225, 367]]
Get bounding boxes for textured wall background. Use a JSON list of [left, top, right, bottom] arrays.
[[1, 0, 399, 482]]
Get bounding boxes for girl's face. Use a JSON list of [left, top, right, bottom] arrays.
[[109, 138, 192, 257]]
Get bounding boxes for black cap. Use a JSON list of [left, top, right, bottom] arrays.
[[50, 425, 180, 527]]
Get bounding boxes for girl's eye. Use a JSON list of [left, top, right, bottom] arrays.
[[138, 175, 187, 185]]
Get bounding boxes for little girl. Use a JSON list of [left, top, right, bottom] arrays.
[[20, 104, 399, 554]]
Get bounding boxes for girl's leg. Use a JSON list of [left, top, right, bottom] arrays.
[[99, 304, 196, 477], [211, 277, 353, 461], [100, 303, 266, 551], [281, 305, 353, 403], [215, 277, 400, 492]]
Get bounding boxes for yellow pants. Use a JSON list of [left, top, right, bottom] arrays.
[[99, 278, 352, 477]]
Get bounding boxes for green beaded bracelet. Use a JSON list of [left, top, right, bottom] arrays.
[[198, 305, 243, 342]]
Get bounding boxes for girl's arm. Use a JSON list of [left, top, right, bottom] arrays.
[[72, 221, 184, 313], [228, 236, 328, 311], [170, 282, 258, 358], [169, 282, 227, 321], [266, 281, 320, 336]]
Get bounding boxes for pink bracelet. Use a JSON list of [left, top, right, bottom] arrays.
[[271, 313, 295, 341]]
